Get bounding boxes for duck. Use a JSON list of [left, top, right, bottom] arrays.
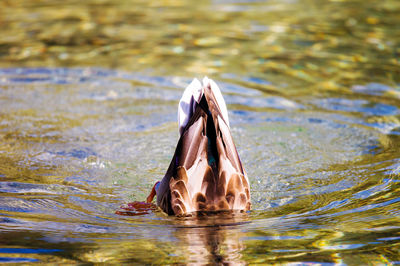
[[146, 77, 251, 215]]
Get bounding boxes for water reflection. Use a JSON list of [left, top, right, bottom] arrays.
[[174, 213, 249, 265]]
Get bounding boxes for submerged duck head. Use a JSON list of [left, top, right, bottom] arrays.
[[147, 77, 251, 215]]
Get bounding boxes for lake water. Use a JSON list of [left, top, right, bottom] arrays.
[[0, 0, 400, 264]]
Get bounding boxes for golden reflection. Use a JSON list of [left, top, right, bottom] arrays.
[[1, 0, 400, 264], [173, 212, 249, 265], [0, 0, 398, 88]]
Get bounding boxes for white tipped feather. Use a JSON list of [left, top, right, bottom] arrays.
[[203, 77, 230, 128], [178, 78, 203, 135], [178, 77, 230, 135]]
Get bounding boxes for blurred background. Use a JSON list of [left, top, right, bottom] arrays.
[[1, 0, 399, 83], [0, 0, 400, 264]]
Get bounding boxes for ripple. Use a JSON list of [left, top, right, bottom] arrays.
[[0, 182, 85, 195], [313, 98, 399, 116], [0, 257, 39, 263], [0, 248, 61, 254], [0, 67, 399, 264]]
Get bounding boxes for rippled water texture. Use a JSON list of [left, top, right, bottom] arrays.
[[1, 0, 400, 264]]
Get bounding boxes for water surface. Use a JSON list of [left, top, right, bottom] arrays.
[[1, 0, 400, 264]]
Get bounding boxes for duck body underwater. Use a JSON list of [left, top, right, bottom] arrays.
[[146, 77, 251, 216]]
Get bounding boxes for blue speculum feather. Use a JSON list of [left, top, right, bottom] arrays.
[[205, 104, 218, 170], [207, 138, 216, 166]]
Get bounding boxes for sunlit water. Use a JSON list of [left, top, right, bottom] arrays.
[[1, 0, 400, 264]]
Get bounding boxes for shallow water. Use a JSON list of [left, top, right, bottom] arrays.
[[1, 0, 400, 264]]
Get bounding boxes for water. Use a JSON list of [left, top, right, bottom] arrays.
[[1, 0, 400, 264]]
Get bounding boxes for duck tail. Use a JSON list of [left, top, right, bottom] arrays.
[[160, 78, 251, 215]]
